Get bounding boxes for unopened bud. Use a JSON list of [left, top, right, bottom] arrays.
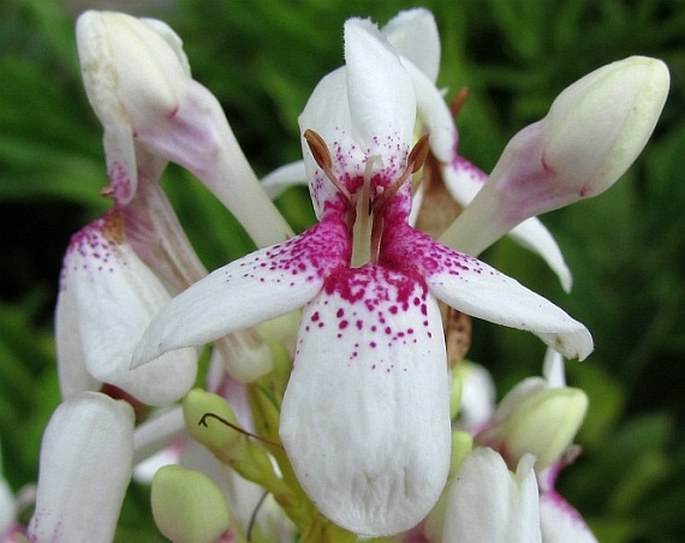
[[151, 465, 232, 543], [479, 384, 588, 470], [542, 56, 669, 200], [441, 56, 669, 256], [182, 389, 246, 461]]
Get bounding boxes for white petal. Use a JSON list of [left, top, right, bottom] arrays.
[[55, 282, 100, 398], [442, 157, 573, 291], [443, 448, 542, 543], [383, 224, 593, 360], [442, 155, 486, 206], [344, 19, 416, 155], [260, 160, 307, 199], [280, 265, 451, 536], [28, 392, 134, 543], [133, 219, 349, 365], [382, 8, 441, 82], [58, 214, 198, 405], [508, 218, 573, 293], [400, 58, 455, 162], [458, 362, 497, 428], [540, 492, 598, 543]]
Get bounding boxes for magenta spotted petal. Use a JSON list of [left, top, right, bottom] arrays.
[[280, 265, 450, 535]]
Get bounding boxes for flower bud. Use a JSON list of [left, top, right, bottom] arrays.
[[76, 11, 190, 204], [182, 389, 247, 461], [76, 10, 293, 246], [151, 465, 232, 543], [478, 381, 588, 470], [440, 56, 669, 255], [542, 56, 669, 200]]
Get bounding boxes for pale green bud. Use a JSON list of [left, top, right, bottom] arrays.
[[543, 56, 669, 200], [477, 377, 588, 470], [501, 387, 588, 470], [182, 388, 246, 460], [151, 465, 231, 543]]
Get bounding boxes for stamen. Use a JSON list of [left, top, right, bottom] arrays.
[[303, 129, 352, 203], [373, 135, 430, 215], [350, 155, 380, 267], [450, 86, 470, 119]]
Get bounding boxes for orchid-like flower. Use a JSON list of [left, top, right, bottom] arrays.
[[261, 8, 575, 291], [134, 19, 592, 536], [58, 10, 282, 406]]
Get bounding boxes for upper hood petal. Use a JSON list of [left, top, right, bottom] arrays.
[[344, 18, 416, 156], [299, 20, 417, 218], [382, 8, 441, 83]]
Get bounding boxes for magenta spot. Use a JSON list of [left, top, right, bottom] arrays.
[[370, 341, 377, 348], [336, 308, 344, 318], [311, 312, 320, 322], [339, 320, 349, 330]]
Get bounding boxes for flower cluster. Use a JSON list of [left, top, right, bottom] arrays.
[[20, 7, 668, 543]]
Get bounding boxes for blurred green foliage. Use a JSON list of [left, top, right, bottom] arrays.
[[0, 0, 683, 541]]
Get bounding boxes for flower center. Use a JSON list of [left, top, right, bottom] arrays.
[[304, 129, 429, 268]]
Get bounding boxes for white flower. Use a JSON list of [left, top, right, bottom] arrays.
[[133, 18, 591, 536]]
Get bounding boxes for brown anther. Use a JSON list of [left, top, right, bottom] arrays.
[[303, 128, 352, 203], [408, 134, 431, 173], [450, 86, 470, 119], [303, 129, 332, 170], [100, 186, 115, 200]]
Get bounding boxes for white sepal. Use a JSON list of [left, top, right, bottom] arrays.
[[28, 392, 134, 543]]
